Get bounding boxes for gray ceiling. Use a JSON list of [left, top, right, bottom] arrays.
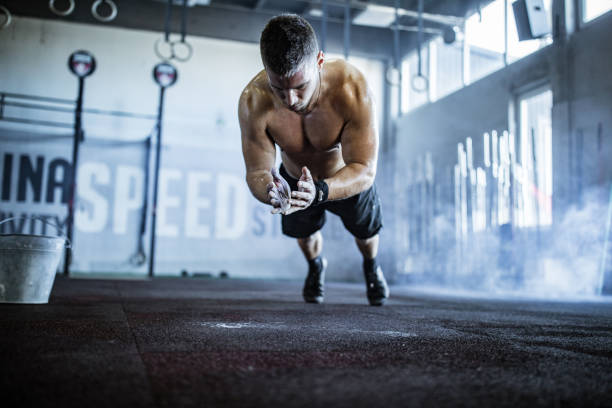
[[3, 0, 490, 61]]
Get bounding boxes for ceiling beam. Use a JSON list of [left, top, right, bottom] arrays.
[[297, 0, 465, 26]]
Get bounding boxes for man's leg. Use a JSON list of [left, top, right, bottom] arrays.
[[298, 231, 327, 304], [297, 230, 323, 260], [355, 234, 389, 306], [355, 234, 378, 259], [277, 164, 327, 303]]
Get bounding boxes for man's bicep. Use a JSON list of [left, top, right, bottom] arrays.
[[241, 130, 276, 174], [239, 107, 276, 174]]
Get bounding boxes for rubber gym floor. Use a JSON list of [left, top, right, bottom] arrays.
[[1, 276, 611, 408]]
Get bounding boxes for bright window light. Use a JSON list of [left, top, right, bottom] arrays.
[[518, 88, 553, 227], [465, 0, 505, 82], [582, 0, 612, 22], [433, 37, 463, 100], [466, 0, 505, 54], [352, 4, 397, 27]]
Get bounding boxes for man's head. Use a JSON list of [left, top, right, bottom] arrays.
[[260, 14, 324, 113]]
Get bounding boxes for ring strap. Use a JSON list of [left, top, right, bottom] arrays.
[[180, 0, 188, 42], [164, 0, 172, 42]]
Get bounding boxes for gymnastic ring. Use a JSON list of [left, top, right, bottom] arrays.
[[170, 41, 193, 62], [411, 74, 429, 93], [0, 5, 12, 30], [154, 37, 173, 61], [91, 0, 117, 22], [385, 66, 400, 87], [154, 38, 193, 62], [49, 0, 75, 17]]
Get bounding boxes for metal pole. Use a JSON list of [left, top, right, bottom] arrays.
[[64, 76, 84, 276], [149, 86, 166, 278], [130, 135, 152, 267], [343, 0, 350, 60]]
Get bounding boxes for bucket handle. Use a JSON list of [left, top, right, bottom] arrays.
[[0, 216, 72, 248]]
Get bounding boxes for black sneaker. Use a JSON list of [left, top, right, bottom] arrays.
[[364, 262, 389, 306], [303, 257, 327, 304]]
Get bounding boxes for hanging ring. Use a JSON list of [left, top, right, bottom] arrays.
[[154, 37, 193, 62], [91, 0, 117, 22], [49, 0, 75, 17], [385, 66, 401, 87], [0, 5, 11, 30], [171, 41, 193, 62], [154, 37, 173, 61], [411, 74, 429, 93]]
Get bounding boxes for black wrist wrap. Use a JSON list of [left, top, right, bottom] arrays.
[[312, 180, 329, 206]]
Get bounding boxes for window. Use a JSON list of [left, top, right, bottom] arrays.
[[399, 0, 554, 115], [517, 87, 553, 227], [432, 37, 463, 100], [465, 0, 505, 82], [582, 0, 612, 23]]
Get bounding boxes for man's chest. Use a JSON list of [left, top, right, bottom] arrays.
[[267, 109, 345, 154]]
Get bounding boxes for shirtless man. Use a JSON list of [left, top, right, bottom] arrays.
[[238, 14, 389, 306]]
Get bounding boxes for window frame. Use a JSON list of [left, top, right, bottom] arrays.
[[514, 82, 554, 227]]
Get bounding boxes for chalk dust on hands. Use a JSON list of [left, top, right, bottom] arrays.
[[270, 167, 292, 212]]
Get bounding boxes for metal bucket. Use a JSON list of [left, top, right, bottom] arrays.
[[0, 217, 69, 304]]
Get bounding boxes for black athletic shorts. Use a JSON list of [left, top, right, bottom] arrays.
[[279, 164, 383, 240]]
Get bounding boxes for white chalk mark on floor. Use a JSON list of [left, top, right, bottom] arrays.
[[200, 322, 416, 337], [201, 322, 286, 329]]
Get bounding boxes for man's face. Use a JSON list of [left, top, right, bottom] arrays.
[[266, 59, 319, 114]]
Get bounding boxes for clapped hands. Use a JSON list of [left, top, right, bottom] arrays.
[[267, 166, 316, 215]]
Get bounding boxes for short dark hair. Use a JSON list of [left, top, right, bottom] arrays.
[[260, 14, 319, 76]]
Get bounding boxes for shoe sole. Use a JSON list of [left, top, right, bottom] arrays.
[[368, 297, 386, 306]]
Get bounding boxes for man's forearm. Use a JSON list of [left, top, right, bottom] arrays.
[[246, 170, 274, 204], [324, 163, 375, 201]]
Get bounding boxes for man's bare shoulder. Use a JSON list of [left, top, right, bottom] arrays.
[[238, 70, 275, 122], [325, 60, 371, 114]]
